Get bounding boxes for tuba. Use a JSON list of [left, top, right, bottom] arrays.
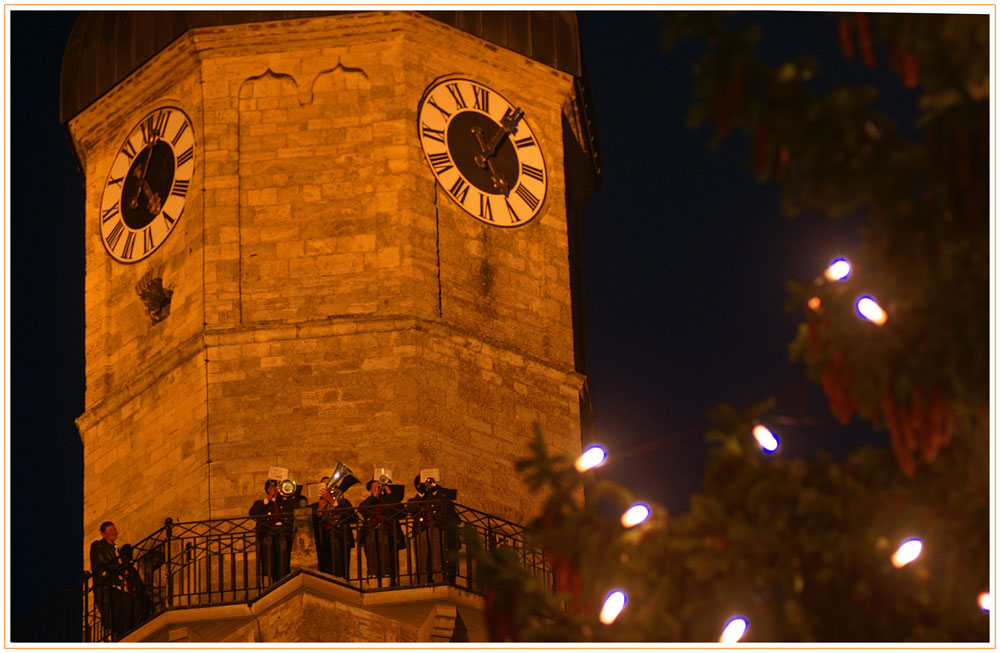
[[325, 462, 360, 499]]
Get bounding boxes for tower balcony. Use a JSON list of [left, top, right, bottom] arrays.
[[15, 501, 549, 643]]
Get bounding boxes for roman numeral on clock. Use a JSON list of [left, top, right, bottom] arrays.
[[427, 97, 451, 120], [106, 220, 125, 249], [102, 201, 120, 223], [107, 175, 124, 188], [143, 227, 154, 254], [171, 120, 189, 146], [521, 163, 544, 182], [427, 151, 452, 175], [141, 109, 171, 144], [171, 178, 190, 198], [421, 123, 445, 144], [176, 146, 194, 167], [504, 198, 520, 223], [478, 194, 494, 222], [121, 139, 138, 162], [445, 83, 467, 109], [449, 177, 469, 204], [473, 86, 490, 112], [121, 231, 137, 260], [514, 135, 536, 149], [514, 184, 540, 211]]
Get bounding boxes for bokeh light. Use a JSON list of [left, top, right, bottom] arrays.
[[752, 424, 779, 452], [891, 538, 922, 568], [978, 592, 991, 612], [575, 445, 607, 472], [599, 590, 626, 625], [807, 296, 822, 311], [621, 504, 651, 528], [824, 257, 852, 281], [719, 616, 748, 643], [857, 296, 888, 325]]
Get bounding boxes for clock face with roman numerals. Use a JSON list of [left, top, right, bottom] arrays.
[[99, 106, 195, 263], [418, 77, 547, 227]]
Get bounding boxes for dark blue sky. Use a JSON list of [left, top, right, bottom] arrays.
[[11, 9, 898, 623]]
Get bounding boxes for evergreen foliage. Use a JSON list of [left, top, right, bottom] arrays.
[[471, 12, 989, 642]]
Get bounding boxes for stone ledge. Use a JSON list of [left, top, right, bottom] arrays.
[[123, 569, 485, 642], [204, 313, 586, 391]]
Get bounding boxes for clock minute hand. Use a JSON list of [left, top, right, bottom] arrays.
[[483, 106, 524, 159]]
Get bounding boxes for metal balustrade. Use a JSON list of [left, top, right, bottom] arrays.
[[13, 501, 550, 642]]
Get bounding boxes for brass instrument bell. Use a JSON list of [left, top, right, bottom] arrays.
[[278, 478, 298, 497], [325, 461, 360, 499]]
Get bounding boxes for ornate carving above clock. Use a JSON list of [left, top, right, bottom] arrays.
[[99, 106, 195, 263], [417, 77, 547, 227]]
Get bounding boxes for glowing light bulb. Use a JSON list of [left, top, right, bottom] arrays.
[[978, 592, 991, 612], [891, 538, 922, 568], [752, 425, 779, 452], [599, 590, 626, 625], [857, 296, 888, 325], [575, 445, 607, 472], [719, 617, 748, 643], [621, 504, 650, 528], [824, 257, 852, 281]]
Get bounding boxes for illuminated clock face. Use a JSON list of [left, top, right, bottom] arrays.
[[99, 106, 195, 263], [417, 77, 547, 227]]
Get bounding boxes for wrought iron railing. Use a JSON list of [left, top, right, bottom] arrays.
[[13, 501, 549, 642]]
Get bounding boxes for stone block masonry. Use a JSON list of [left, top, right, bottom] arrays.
[[71, 11, 589, 573]]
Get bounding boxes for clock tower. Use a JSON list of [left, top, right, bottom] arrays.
[[63, 10, 598, 641]]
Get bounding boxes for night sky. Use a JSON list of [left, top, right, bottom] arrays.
[[10, 9, 919, 624]]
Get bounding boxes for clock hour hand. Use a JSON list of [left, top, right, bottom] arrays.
[[471, 126, 511, 195], [128, 145, 156, 210]]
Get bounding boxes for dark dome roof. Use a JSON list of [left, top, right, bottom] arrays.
[[60, 10, 584, 123]]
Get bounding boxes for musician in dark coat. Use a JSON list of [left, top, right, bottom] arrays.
[[357, 480, 405, 587], [249, 479, 294, 585], [406, 473, 459, 584], [311, 477, 357, 580], [117, 544, 152, 632]]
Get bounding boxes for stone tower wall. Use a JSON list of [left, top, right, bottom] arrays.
[[72, 11, 586, 565]]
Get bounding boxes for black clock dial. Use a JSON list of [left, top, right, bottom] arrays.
[[418, 77, 547, 227], [447, 112, 519, 195], [99, 107, 195, 263], [122, 141, 175, 230]]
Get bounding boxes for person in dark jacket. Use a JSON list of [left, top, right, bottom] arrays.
[[357, 480, 405, 587], [406, 472, 459, 584], [89, 521, 127, 639], [311, 476, 357, 579], [249, 479, 294, 585]]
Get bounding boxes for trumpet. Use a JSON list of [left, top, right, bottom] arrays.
[[278, 478, 298, 498]]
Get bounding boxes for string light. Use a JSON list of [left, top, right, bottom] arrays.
[[575, 445, 607, 472], [621, 504, 650, 527], [824, 257, 852, 281], [857, 296, 888, 325], [599, 590, 627, 624], [891, 538, 922, 568], [978, 592, 991, 612], [719, 617, 748, 643], [752, 424, 779, 452]]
